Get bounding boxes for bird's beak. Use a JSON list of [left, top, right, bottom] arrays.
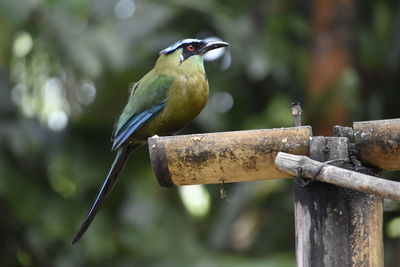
[[200, 40, 230, 55]]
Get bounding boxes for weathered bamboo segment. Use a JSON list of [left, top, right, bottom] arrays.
[[354, 118, 400, 170], [276, 152, 400, 201], [148, 126, 312, 187]]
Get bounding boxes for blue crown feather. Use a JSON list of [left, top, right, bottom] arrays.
[[160, 38, 204, 55]]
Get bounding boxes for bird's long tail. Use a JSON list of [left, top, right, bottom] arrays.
[[71, 144, 140, 245]]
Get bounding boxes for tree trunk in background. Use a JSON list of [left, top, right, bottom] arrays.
[[308, 0, 354, 136]]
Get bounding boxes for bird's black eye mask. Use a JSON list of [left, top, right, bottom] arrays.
[[180, 42, 204, 62]]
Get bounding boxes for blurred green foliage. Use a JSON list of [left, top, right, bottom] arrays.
[[0, 0, 399, 266]]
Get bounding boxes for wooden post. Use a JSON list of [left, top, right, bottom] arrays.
[[294, 137, 383, 267]]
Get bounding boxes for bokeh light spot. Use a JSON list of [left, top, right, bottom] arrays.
[[47, 110, 68, 132], [114, 0, 136, 19], [179, 185, 211, 218], [210, 92, 234, 113], [77, 80, 97, 105], [13, 32, 33, 58], [387, 217, 400, 238]]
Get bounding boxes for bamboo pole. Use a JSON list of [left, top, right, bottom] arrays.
[[148, 126, 312, 187], [354, 118, 400, 170]]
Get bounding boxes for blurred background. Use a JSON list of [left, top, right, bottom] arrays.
[[0, 0, 399, 266]]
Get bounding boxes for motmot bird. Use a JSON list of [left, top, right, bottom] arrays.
[[71, 38, 229, 244]]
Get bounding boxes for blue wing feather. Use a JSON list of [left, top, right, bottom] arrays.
[[111, 100, 166, 151]]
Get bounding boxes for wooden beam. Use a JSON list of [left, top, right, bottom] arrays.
[[148, 126, 312, 187], [354, 118, 400, 170]]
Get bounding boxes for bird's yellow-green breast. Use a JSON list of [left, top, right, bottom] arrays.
[[118, 48, 209, 142]]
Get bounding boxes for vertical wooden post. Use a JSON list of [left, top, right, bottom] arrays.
[[294, 136, 383, 267]]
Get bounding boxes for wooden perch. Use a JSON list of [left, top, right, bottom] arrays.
[[354, 118, 400, 170], [148, 118, 399, 188], [148, 126, 312, 187], [276, 152, 400, 202]]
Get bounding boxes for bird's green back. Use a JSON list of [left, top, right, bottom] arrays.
[[112, 48, 209, 143]]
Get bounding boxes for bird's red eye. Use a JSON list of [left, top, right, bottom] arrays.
[[187, 45, 196, 52]]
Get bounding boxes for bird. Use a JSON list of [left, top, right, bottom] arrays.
[[71, 38, 229, 244]]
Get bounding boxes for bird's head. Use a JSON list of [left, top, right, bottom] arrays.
[[159, 38, 229, 64]]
